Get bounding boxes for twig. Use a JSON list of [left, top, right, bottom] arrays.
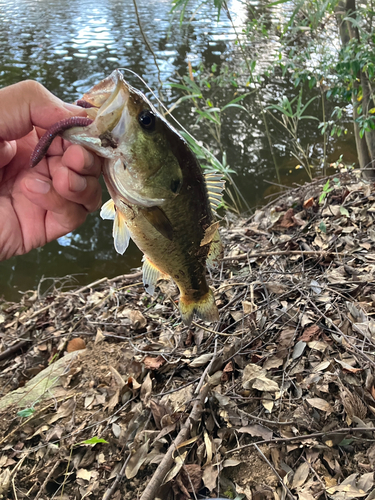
[[223, 249, 347, 262], [227, 427, 375, 454], [254, 444, 296, 500], [102, 452, 131, 500], [237, 408, 294, 426], [195, 338, 219, 394], [34, 460, 61, 500], [0, 340, 31, 362], [72, 271, 143, 295], [139, 382, 211, 500]]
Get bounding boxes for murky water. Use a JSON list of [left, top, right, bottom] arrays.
[[0, 0, 357, 300]]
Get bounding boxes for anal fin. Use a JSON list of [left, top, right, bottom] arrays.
[[142, 256, 167, 296], [206, 229, 223, 270]]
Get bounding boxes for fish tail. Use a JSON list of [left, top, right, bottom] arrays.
[[179, 288, 219, 326]]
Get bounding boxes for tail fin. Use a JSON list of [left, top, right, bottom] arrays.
[[179, 288, 219, 326]]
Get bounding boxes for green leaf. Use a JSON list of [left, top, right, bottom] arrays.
[[79, 437, 109, 446], [340, 206, 349, 217], [17, 408, 36, 418], [221, 103, 247, 112], [319, 221, 327, 233]]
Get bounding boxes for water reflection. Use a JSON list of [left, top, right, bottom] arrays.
[[0, 0, 357, 300]]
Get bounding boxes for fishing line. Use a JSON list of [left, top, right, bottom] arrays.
[[117, 67, 199, 145], [116, 68, 239, 208]]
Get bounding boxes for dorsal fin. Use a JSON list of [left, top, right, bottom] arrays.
[[113, 210, 131, 255], [205, 173, 225, 212], [100, 198, 116, 220]]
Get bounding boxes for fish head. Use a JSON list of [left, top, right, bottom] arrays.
[[63, 69, 183, 207]]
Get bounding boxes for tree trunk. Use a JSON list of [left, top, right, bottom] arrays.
[[336, 0, 375, 179]]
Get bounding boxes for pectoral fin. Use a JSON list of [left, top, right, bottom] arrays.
[[100, 199, 116, 220], [142, 256, 167, 295], [141, 206, 174, 241], [113, 210, 131, 255]]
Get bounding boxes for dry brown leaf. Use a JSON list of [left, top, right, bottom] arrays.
[[140, 372, 152, 403], [179, 464, 203, 492], [279, 208, 297, 228], [48, 398, 75, 424], [239, 424, 272, 440], [67, 337, 86, 352], [306, 398, 333, 413], [292, 462, 310, 489], [76, 468, 92, 481], [335, 358, 362, 373], [125, 440, 149, 479], [143, 356, 166, 370], [299, 325, 322, 342], [303, 197, 314, 209], [202, 463, 218, 492], [189, 353, 213, 367]]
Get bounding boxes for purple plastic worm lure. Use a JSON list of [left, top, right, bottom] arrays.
[[75, 99, 95, 108], [30, 116, 93, 168]]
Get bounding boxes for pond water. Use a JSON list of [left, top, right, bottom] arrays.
[[0, 0, 357, 301]]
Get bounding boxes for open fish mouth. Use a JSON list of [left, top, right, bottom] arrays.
[[30, 69, 183, 208]]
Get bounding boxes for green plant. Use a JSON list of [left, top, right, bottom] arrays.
[[319, 177, 340, 204], [267, 91, 320, 179]]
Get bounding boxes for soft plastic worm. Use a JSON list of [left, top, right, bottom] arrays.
[[30, 116, 93, 168], [76, 99, 95, 108]]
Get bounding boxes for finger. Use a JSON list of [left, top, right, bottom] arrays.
[[0, 80, 87, 142], [52, 166, 102, 213], [20, 170, 89, 236], [0, 140, 17, 168], [61, 144, 102, 178]]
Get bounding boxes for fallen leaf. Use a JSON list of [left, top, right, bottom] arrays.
[[77, 468, 92, 481], [67, 338, 86, 352], [306, 398, 333, 413], [143, 356, 166, 370], [189, 353, 213, 367], [125, 440, 149, 479], [239, 424, 273, 440], [202, 464, 218, 492], [300, 325, 322, 342], [292, 462, 310, 489]]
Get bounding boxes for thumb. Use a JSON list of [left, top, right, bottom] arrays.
[[0, 80, 86, 142], [0, 140, 17, 169]]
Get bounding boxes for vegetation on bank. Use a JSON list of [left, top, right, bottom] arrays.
[[168, 0, 374, 192]]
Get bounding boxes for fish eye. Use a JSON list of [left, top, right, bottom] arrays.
[[138, 110, 156, 131]]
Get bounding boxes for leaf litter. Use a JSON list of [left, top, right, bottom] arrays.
[[0, 168, 375, 499]]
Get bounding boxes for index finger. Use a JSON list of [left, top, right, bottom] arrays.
[[0, 80, 87, 142]]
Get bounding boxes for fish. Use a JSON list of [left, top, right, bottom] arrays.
[[31, 70, 224, 325]]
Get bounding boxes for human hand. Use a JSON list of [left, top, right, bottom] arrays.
[[0, 80, 102, 261]]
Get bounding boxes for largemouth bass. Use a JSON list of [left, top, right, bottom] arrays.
[[31, 70, 224, 325]]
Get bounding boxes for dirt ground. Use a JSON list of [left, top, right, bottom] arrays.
[[1, 168, 375, 500]]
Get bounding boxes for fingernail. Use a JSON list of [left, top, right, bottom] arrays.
[[70, 174, 87, 192], [25, 178, 51, 194]]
